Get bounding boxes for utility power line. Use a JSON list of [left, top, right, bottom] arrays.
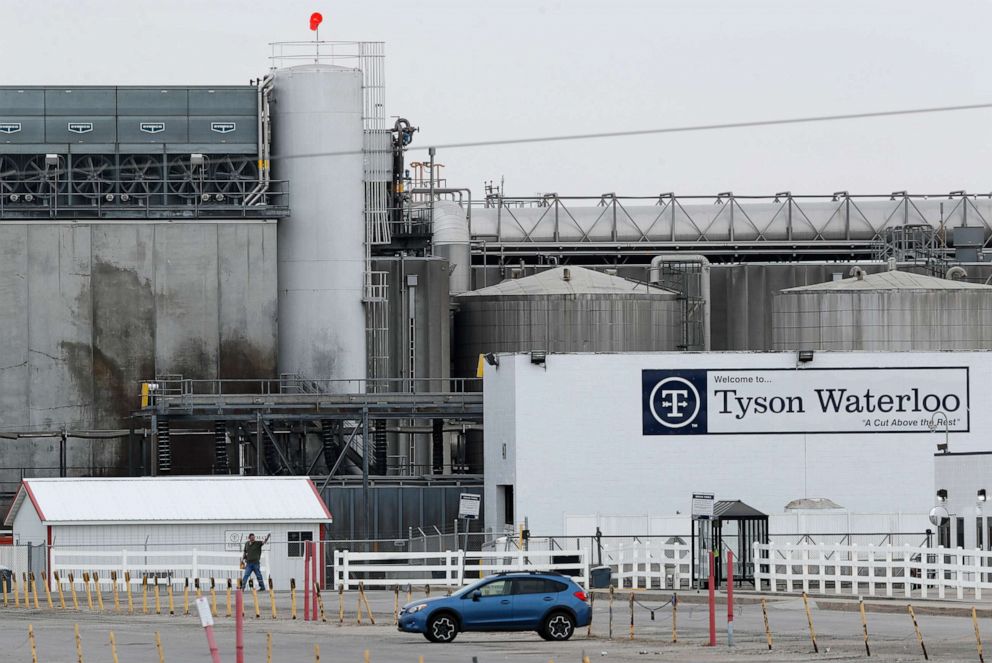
[[272, 101, 992, 161]]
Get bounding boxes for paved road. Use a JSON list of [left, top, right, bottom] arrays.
[[1, 589, 989, 662]]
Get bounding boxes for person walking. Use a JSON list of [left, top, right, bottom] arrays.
[[240, 533, 270, 590]]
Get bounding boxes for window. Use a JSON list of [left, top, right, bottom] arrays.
[[479, 580, 511, 597], [979, 517, 985, 550], [957, 517, 966, 549], [288, 531, 313, 558], [512, 578, 566, 595], [500, 485, 514, 525]]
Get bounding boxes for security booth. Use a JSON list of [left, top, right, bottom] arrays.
[[692, 499, 768, 588]]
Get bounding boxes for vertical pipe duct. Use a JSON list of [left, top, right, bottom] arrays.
[[432, 201, 472, 294], [649, 254, 711, 351], [272, 65, 367, 387]]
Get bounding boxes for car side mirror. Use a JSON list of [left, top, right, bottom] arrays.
[[472, 590, 481, 602]]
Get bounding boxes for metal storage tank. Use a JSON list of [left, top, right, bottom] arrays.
[[453, 266, 682, 378], [773, 270, 992, 350], [272, 65, 366, 385]]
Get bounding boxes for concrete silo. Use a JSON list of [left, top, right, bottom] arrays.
[[773, 269, 992, 350], [272, 64, 366, 385]]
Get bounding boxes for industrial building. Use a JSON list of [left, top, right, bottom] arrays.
[[2, 38, 992, 555], [4, 477, 331, 588]]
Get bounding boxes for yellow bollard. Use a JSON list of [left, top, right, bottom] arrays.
[[268, 577, 278, 619], [393, 586, 399, 625], [418, 657, 424, 663], [154, 577, 162, 615], [110, 571, 120, 612], [167, 581, 175, 615], [290, 578, 297, 620], [802, 592, 819, 654], [360, 582, 375, 625], [859, 598, 871, 657], [21, 572, 28, 608], [141, 576, 148, 614], [68, 572, 80, 610], [761, 598, 773, 650], [109, 631, 120, 663], [587, 592, 595, 637], [407, 585, 412, 605], [183, 578, 190, 616], [608, 585, 614, 640], [315, 582, 326, 622], [195, 577, 202, 599], [211, 578, 218, 617], [314, 643, 320, 663], [239, 579, 245, 618], [267, 633, 273, 663], [908, 604, 929, 661], [363, 649, 370, 663], [226, 579, 233, 618], [42, 571, 55, 609], [338, 584, 344, 625], [125, 572, 133, 614], [671, 593, 678, 643], [356, 585, 363, 625], [154, 631, 165, 663], [425, 584, 431, 598], [30, 571, 40, 609], [2, 572, 7, 607], [83, 572, 94, 610], [629, 593, 634, 640], [74, 623, 84, 663], [28, 624, 38, 663], [54, 571, 66, 609], [973, 606, 985, 663], [92, 573, 104, 611], [252, 581, 261, 619]]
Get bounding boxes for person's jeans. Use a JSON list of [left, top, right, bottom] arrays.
[[241, 562, 264, 590]]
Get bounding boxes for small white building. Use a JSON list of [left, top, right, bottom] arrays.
[[3, 476, 332, 590]]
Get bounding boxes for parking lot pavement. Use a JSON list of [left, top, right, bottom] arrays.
[[1, 589, 990, 661]]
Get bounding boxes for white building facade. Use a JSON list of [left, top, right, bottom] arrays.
[[4, 477, 332, 589], [484, 351, 986, 536]]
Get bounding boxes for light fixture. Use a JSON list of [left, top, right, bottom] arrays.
[[979, 489, 987, 502], [797, 350, 814, 363], [483, 353, 499, 368], [937, 442, 949, 453], [45, 154, 59, 168], [937, 489, 948, 502], [190, 153, 206, 168], [530, 351, 547, 366], [832, 190, 848, 202]]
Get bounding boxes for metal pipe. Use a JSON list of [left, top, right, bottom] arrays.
[[432, 200, 472, 294], [946, 266, 968, 281], [245, 74, 275, 206], [648, 254, 711, 350]]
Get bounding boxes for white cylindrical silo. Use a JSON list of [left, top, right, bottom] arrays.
[[432, 201, 471, 295], [272, 64, 366, 386]]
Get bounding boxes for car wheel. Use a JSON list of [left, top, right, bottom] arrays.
[[542, 611, 575, 641], [424, 613, 459, 643], [537, 629, 554, 641]]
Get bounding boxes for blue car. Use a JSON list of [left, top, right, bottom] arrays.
[[397, 572, 591, 643]]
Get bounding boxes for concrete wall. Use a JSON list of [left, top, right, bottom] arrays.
[[0, 221, 278, 492], [482, 351, 992, 535]]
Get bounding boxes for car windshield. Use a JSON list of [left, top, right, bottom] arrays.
[[451, 576, 503, 598]]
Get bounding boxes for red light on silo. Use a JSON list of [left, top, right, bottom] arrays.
[[310, 12, 323, 31]]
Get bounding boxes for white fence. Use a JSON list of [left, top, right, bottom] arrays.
[[754, 541, 992, 600], [333, 549, 589, 590], [611, 542, 692, 590], [50, 548, 257, 590]]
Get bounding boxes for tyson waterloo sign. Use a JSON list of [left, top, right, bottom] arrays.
[[642, 367, 969, 435]]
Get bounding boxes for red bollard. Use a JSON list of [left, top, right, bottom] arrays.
[[235, 588, 244, 663], [708, 550, 717, 646], [727, 550, 734, 647], [304, 541, 311, 622], [311, 540, 319, 618], [195, 596, 223, 663]]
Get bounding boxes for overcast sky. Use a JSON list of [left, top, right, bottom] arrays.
[[2, 0, 990, 196]]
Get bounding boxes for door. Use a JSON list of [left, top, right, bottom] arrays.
[[510, 578, 566, 628], [458, 578, 513, 629]]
